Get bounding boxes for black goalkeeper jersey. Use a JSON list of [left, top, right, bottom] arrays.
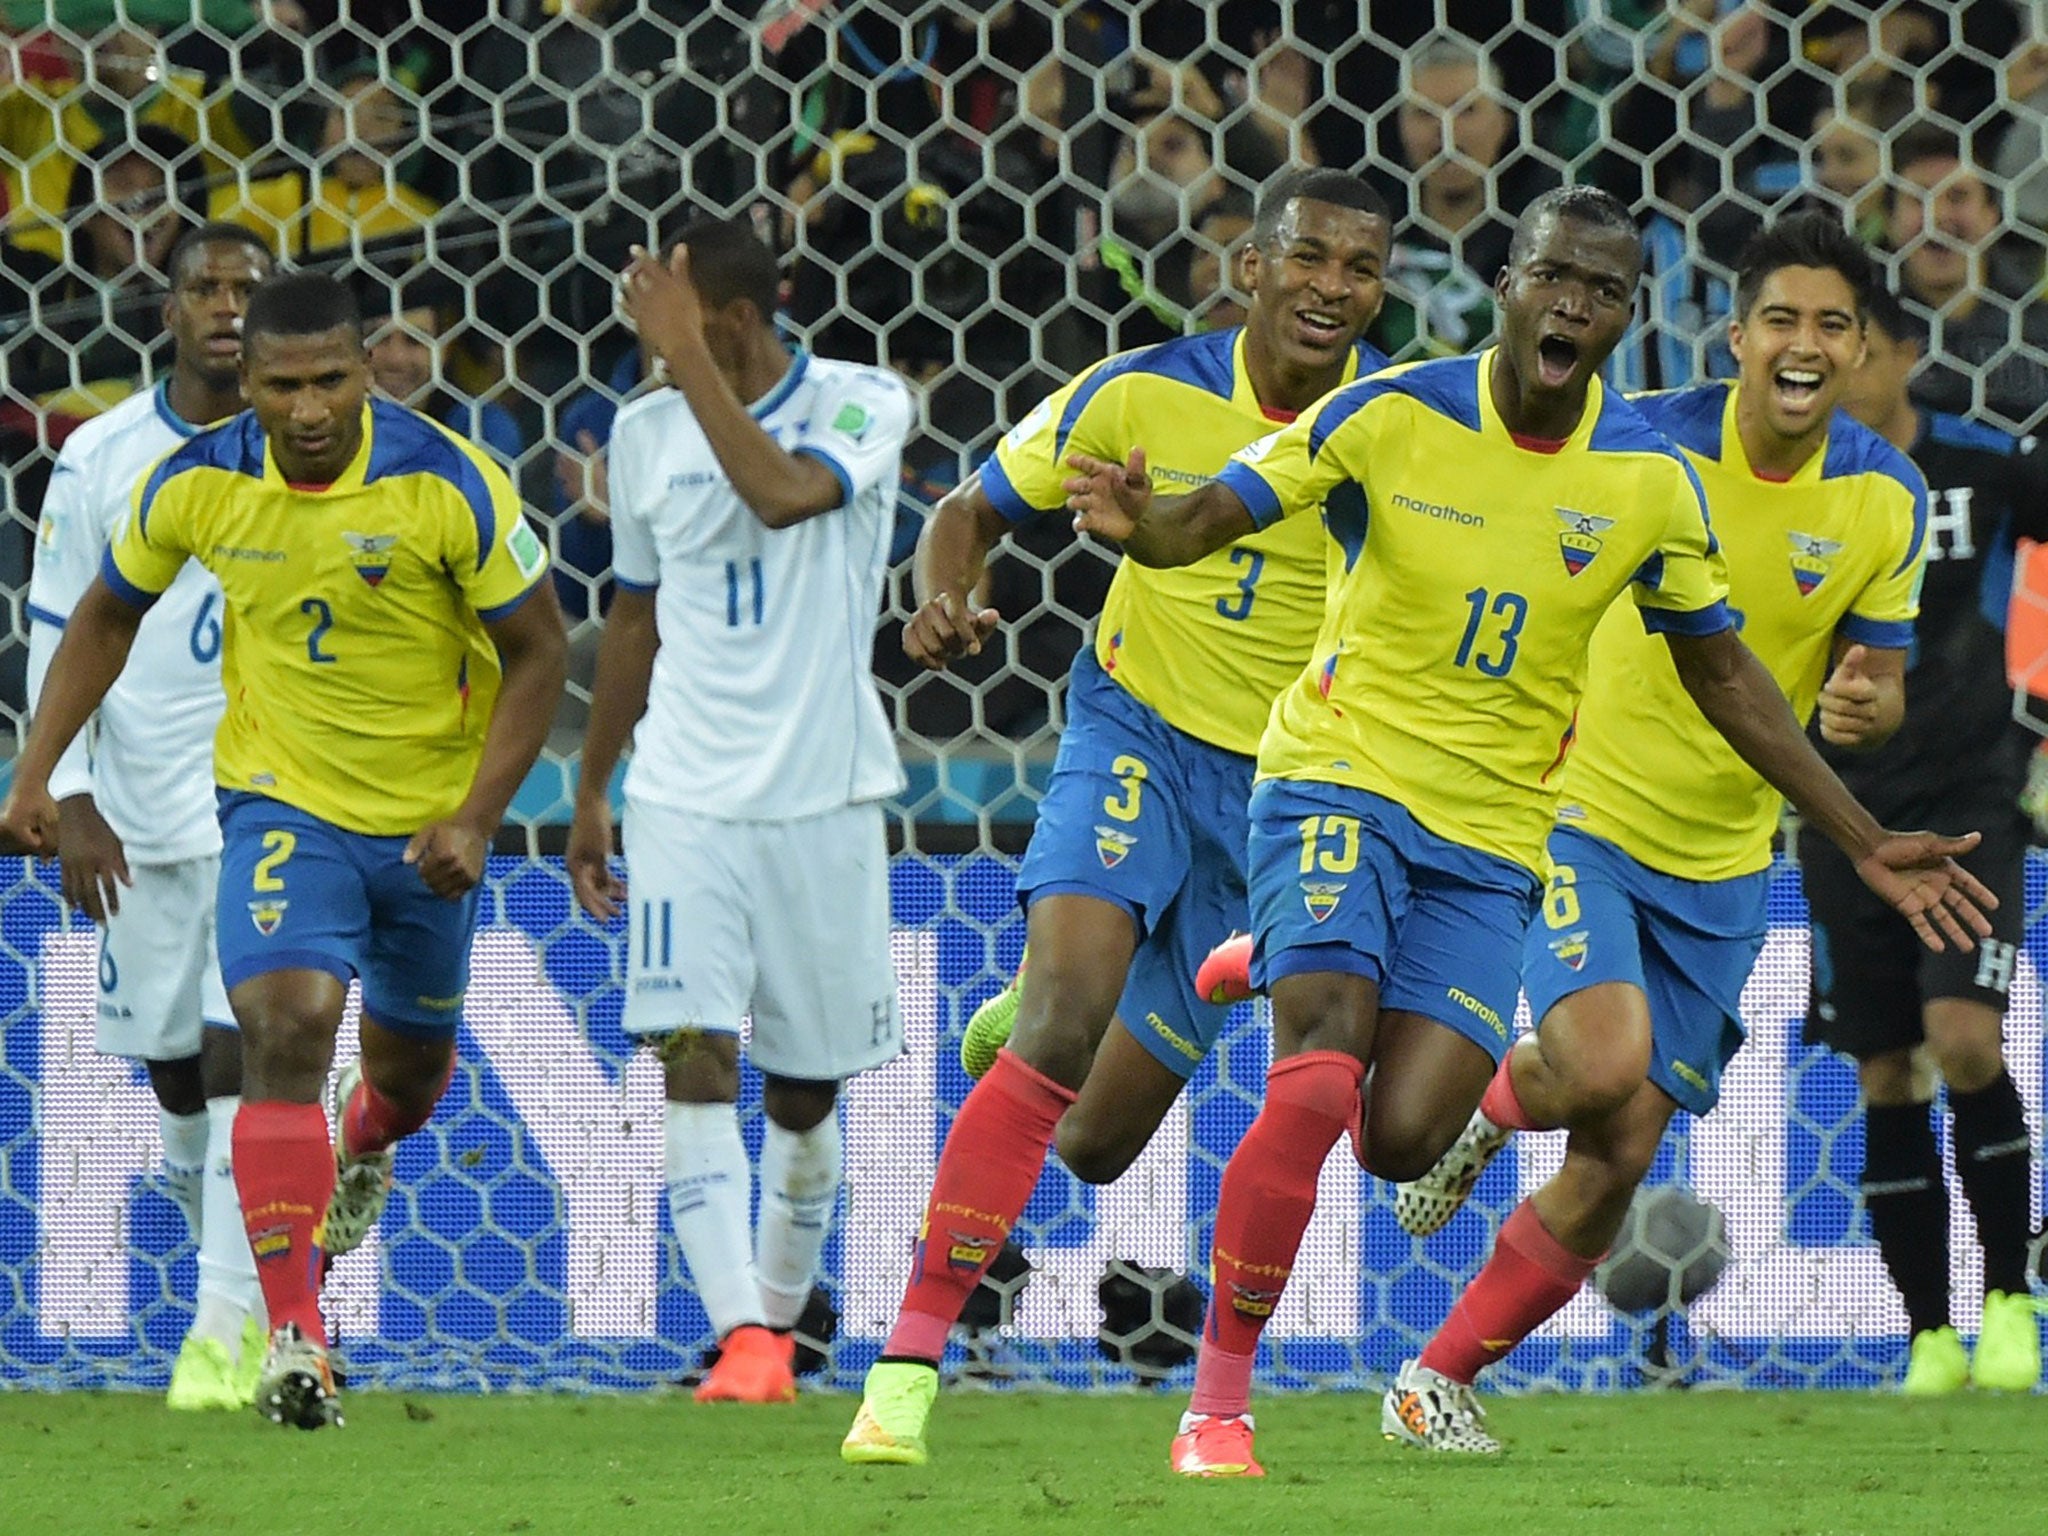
[[1822, 409, 2048, 817]]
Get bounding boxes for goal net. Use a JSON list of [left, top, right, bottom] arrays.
[[1, 0, 2042, 1395]]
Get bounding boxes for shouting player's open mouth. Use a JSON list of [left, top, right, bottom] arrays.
[[1772, 366, 1824, 415], [1535, 334, 1579, 388], [1294, 306, 1350, 352]]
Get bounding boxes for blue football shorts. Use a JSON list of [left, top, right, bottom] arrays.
[[1016, 647, 1254, 1078], [215, 791, 481, 1037], [1522, 825, 1768, 1116], [1245, 778, 1540, 1062]]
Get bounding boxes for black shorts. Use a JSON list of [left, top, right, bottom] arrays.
[[1802, 797, 2031, 1060]]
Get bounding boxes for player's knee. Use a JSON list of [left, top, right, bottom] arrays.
[[143, 1055, 206, 1117], [1009, 978, 1114, 1087], [1361, 1108, 1462, 1184], [658, 1030, 741, 1103], [1054, 1112, 1142, 1185], [762, 1074, 837, 1132]]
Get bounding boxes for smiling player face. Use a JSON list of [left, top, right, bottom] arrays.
[[243, 325, 372, 484], [1241, 197, 1389, 380], [1729, 264, 1866, 451], [1492, 212, 1639, 424]]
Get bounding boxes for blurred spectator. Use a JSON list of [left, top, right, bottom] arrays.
[[1369, 34, 1551, 358], [0, 20, 261, 260], [299, 67, 439, 255], [1989, 33, 2048, 235], [1805, 74, 1913, 246], [0, 1, 306, 31], [1885, 123, 2048, 430], [1184, 190, 1257, 332], [367, 302, 524, 466]]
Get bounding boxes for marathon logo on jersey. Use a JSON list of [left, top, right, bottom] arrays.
[[1548, 929, 1591, 972], [248, 899, 288, 937], [1788, 531, 1844, 595], [1095, 825, 1137, 868], [341, 530, 398, 587], [1302, 881, 1345, 923], [1556, 508, 1614, 576]]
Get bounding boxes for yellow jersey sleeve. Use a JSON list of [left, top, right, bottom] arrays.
[[104, 453, 200, 602], [981, 359, 1129, 519], [1625, 453, 1731, 634], [435, 430, 551, 620]]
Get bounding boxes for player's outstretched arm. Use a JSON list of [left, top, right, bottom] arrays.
[[1665, 626, 1995, 953], [566, 585, 659, 921], [1062, 448, 1254, 567], [621, 244, 844, 529], [25, 607, 129, 920], [904, 474, 1004, 670], [406, 578, 568, 900], [0, 577, 145, 857]]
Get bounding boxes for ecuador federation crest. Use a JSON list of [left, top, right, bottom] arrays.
[[1301, 881, 1345, 923], [341, 530, 399, 587], [247, 899, 288, 937], [1094, 825, 1137, 869], [1787, 530, 1843, 596], [1547, 928, 1590, 972], [1556, 508, 1615, 577]]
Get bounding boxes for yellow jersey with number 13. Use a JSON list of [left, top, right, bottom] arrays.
[[982, 326, 1387, 756], [104, 398, 549, 836], [1558, 381, 1927, 879], [1217, 350, 1731, 876]]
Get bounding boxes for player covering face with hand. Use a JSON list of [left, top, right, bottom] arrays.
[[1064, 188, 1994, 1478]]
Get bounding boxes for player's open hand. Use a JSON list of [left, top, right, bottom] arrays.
[[0, 781, 59, 860], [619, 243, 704, 363], [1817, 644, 1882, 747], [903, 592, 1000, 671], [404, 819, 488, 901], [1852, 829, 1997, 953], [1064, 448, 1153, 542], [566, 796, 625, 922], [57, 794, 131, 924]]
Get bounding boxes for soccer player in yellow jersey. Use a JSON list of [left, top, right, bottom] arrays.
[[842, 169, 1391, 1467], [1380, 214, 1953, 1452], [0, 273, 568, 1429], [1066, 189, 1993, 1478]]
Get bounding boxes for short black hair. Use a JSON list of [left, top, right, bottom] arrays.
[[1732, 211, 1879, 320], [66, 123, 194, 215], [1887, 121, 1966, 191], [242, 271, 363, 347], [1506, 185, 1640, 269], [1251, 169, 1390, 245], [1862, 283, 1924, 347], [167, 221, 274, 286], [675, 217, 780, 322]]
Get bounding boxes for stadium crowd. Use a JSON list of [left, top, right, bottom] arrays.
[[4, 2, 2048, 738]]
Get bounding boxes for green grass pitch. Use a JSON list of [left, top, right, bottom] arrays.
[[0, 1390, 2039, 1535]]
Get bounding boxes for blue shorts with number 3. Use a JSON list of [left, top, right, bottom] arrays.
[[215, 792, 481, 1036], [1016, 648, 1253, 1079], [1522, 825, 1767, 1116], [1246, 779, 1540, 1062]]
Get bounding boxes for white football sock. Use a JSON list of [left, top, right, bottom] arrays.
[[159, 1107, 208, 1237], [191, 1098, 263, 1346], [665, 1102, 762, 1341], [756, 1115, 842, 1330]]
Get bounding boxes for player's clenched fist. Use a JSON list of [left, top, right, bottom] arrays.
[[403, 818, 489, 900], [0, 782, 59, 859], [902, 591, 1000, 671], [566, 796, 625, 922]]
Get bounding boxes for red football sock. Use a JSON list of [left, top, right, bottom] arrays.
[[1418, 1198, 1598, 1384], [342, 1055, 456, 1158], [883, 1049, 1075, 1362], [233, 1099, 335, 1344], [1194, 1051, 1363, 1413], [1480, 1046, 1544, 1131]]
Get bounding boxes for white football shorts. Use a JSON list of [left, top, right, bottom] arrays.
[[620, 796, 901, 1081], [95, 856, 234, 1060]]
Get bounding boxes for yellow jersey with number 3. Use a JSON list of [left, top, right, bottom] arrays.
[[982, 326, 1387, 756], [1216, 350, 1732, 875], [104, 399, 549, 836], [1558, 381, 1927, 879]]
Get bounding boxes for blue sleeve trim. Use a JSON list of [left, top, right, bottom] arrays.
[[98, 549, 162, 612], [26, 603, 67, 630], [1893, 478, 1929, 579], [476, 577, 543, 625], [612, 574, 658, 593], [1837, 615, 1915, 650], [977, 453, 1038, 523], [795, 446, 854, 509], [1640, 599, 1734, 637], [1217, 461, 1284, 529]]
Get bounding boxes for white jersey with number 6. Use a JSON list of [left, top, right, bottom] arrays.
[[607, 351, 913, 821], [27, 383, 226, 864]]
